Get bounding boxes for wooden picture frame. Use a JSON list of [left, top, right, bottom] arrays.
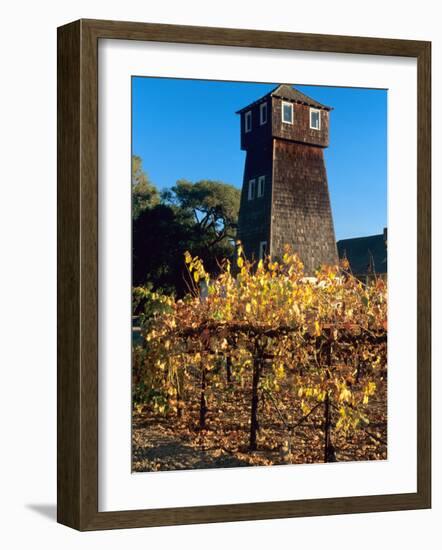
[[57, 18, 431, 531]]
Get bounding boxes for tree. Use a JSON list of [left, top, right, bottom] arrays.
[[132, 203, 196, 295], [162, 179, 240, 247], [133, 177, 241, 296], [132, 155, 160, 219]]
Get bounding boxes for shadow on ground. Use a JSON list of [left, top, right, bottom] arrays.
[[133, 437, 250, 471], [26, 504, 57, 521]]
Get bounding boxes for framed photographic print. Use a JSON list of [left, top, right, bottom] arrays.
[[57, 19, 431, 530]]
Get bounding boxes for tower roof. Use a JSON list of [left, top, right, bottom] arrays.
[[236, 84, 332, 114]]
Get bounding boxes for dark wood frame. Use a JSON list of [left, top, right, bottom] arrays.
[[57, 18, 431, 531]]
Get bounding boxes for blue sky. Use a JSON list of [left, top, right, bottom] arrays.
[[132, 77, 387, 241]]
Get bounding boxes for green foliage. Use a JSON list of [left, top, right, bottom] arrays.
[[132, 166, 241, 297], [133, 202, 195, 295], [132, 284, 175, 328], [132, 155, 160, 219], [163, 179, 240, 247]]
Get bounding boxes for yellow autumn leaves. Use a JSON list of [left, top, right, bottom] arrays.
[[138, 243, 387, 436]]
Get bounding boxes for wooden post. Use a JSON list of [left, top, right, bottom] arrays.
[[249, 354, 261, 451], [199, 363, 207, 429], [226, 355, 232, 386], [176, 369, 183, 418], [323, 338, 336, 462], [324, 392, 331, 462], [355, 357, 361, 382]]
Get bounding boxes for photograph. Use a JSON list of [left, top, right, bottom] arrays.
[[131, 77, 388, 472]]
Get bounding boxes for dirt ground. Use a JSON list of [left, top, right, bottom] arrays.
[[132, 376, 387, 472]]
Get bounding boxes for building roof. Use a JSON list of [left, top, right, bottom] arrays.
[[337, 231, 387, 275], [236, 84, 332, 114]]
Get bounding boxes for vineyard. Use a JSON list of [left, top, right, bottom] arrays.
[[132, 245, 387, 471]]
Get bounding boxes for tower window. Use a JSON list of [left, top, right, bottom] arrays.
[[310, 108, 321, 130], [245, 111, 252, 133], [260, 102, 267, 125], [282, 101, 293, 124], [257, 175, 265, 197], [248, 179, 256, 200], [259, 241, 268, 260]]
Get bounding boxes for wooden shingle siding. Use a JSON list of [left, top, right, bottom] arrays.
[[240, 101, 272, 151], [271, 98, 329, 147], [271, 139, 337, 272], [237, 144, 273, 260]]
